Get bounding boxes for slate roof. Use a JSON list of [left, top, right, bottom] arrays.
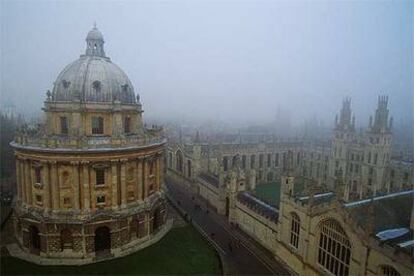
[[199, 172, 220, 188], [237, 192, 279, 222]]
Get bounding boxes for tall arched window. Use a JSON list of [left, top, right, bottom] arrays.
[[176, 150, 183, 173], [317, 219, 351, 276], [187, 160, 192, 178], [379, 265, 400, 276], [290, 213, 300, 249]]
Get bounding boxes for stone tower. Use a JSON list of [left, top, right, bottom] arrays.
[[330, 97, 355, 189], [363, 95, 392, 196]]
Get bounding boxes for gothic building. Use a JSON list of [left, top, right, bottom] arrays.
[[10, 26, 170, 265], [166, 97, 413, 276]]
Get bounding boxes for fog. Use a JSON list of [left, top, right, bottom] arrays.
[[1, 0, 413, 126]]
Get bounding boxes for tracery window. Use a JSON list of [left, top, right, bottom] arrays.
[[317, 219, 351, 276], [379, 265, 400, 276], [176, 151, 183, 173], [290, 213, 300, 249]]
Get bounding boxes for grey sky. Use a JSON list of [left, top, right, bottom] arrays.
[[1, 0, 413, 125]]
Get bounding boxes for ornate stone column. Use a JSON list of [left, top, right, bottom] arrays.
[[143, 158, 148, 199], [81, 161, 90, 211], [111, 159, 119, 209], [137, 157, 143, 200], [41, 161, 51, 210], [20, 159, 26, 205], [50, 161, 59, 209], [25, 160, 32, 205], [156, 156, 161, 191], [71, 161, 80, 210], [159, 153, 165, 190], [120, 159, 127, 207], [15, 159, 21, 201]]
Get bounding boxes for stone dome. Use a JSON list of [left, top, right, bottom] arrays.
[[51, 25, 137, 104]]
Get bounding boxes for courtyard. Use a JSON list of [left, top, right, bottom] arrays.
[[1, 225, 221, 275]]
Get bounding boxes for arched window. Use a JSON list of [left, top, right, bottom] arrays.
[[176, 150, 183, 173], [187, 160, 192, 178], [317, 219, 351, 276], [379, 265, 400, 276], [168, 152, 173, 168], [290, 213, 300, 249]]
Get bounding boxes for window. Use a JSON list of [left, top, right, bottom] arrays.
[[60, 117, 68, 134], [368, 152, 371, 164], [242, 155, 246, 169], [250, 155, 255, 169], [379, 265, 400, 276], [35, 167, 41, 184], [223, 157, 228, 171], [95, 169, 105, 186], [36, 194, 42, 203], [318, 219, 351, 276], [176, 151, 183, 173], [290, 213, 300, 249], [259, 154, 264, 168], [187, 160, 192, 178], [124, 116, 131, 134], [374, 153, 378, 165], [168, 152, 173, 168], [63, 197, 71, 205], [275, 153, 279, 167], [267, 154, 271, 167], [92, 116, 104, 134], [92, 81, 101, 93], [97, 195, 105, 204]]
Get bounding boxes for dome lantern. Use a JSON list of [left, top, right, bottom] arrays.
[[85, 23, 106, 57]]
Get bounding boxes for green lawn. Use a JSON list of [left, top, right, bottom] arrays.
[[253, 182, 281, 207], [1, 225, 221, 275]]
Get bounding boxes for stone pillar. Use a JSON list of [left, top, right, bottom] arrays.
[[82, 161, 90, 211], [20, 160, 26, 205], [71, 161, 80, 210], [41, 161, 51, 210], [25, 160, 32, 205], [120, 159, 127, 207], [50, 161, 59, 209], [15, 159, 21, 201], [137, 158, 143, 200], [143, 158, 148, 199], [159, 154, 165, 190], [156, 156, 161, 191], [111, 160, 119, 209]]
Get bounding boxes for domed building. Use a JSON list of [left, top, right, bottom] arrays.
[[10, 25, 170, 265]]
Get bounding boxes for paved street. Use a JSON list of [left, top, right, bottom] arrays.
[[166, 180, 292, 276]]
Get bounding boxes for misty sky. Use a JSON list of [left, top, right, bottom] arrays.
[[1, 0, 413, 125]]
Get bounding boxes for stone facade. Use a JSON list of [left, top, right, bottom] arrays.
[[166, 96, 413, 276], [10, 26, 170, 265]]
